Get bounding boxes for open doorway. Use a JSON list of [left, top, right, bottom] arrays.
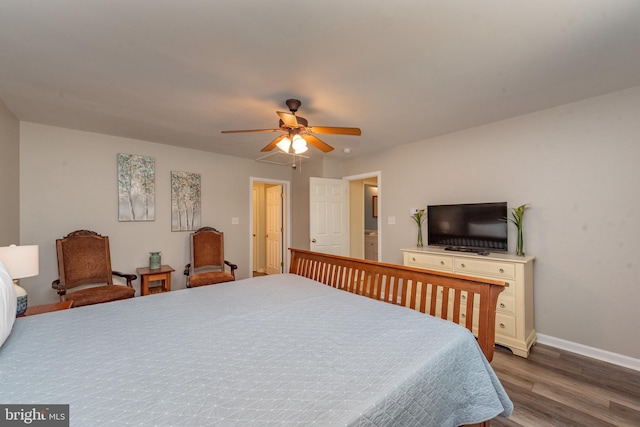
[[250, 178, 291, 276], [308, 171, 381, 261], [344, 173, 380, 261]]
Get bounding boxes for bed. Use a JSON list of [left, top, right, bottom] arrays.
[[0, 249, 512, 426]]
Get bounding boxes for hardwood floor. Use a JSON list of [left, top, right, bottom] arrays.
[[490, 344, 640, 426]]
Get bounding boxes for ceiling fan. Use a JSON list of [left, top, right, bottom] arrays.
[[221, 99, 361, 154]]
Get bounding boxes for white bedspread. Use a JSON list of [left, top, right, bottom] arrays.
[[0, 274, 512, 426]]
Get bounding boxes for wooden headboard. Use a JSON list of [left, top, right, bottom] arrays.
[[289, 248, 507, 362]]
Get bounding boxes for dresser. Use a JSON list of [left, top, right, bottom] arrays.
[[402, 247, 535, 357]]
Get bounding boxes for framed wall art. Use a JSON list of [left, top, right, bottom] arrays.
[[118, 153, 155, 221], [171, 171, 201, 231]]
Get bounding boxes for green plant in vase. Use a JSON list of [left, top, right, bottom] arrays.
[[410, 208, 426, 247], [509, 204, 529, 256]]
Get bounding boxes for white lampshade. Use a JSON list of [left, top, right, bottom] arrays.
[[292, 135, 308, 154], [0, 245, 39, 279], [0, 244, 38, 316], [276, 136, 291, 153]]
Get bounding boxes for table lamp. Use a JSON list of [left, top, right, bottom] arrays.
[[0, 244, 39, 316]]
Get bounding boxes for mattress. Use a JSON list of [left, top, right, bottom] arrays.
[[0, 273, 512, 426]]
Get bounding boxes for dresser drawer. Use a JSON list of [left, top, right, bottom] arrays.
[[457, 305, 515, 334], [404, 252, 453, 272], [497, 294, 515, 315], [495, 313, 516, 338], [454, 258, 515, 279]]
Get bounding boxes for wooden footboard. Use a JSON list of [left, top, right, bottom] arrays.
[[289, 248, 507, 362]]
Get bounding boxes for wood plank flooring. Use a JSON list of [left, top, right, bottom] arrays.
[[490, 344, 640, 427]]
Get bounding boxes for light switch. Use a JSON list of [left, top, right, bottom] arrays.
[[232, 217, 239, 225], [388, 216, 395, 224]]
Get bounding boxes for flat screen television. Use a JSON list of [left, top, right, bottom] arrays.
[[427, 202, 508, 252]]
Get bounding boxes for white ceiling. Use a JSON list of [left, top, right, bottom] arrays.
[[1, 1, 640, 162]]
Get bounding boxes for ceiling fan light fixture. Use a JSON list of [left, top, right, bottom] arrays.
[[276, 136, 291, 153], [222, 99, 361, 154], [292, 135, 308, 154]]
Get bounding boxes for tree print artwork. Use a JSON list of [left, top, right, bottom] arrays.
[[118, 153, 155, 221], [171, 171, 201, 231]]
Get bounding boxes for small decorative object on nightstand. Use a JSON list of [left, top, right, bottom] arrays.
[[149, 251, 161, 270], [0, 244, 39, 316], [137, 265, 174, 296]]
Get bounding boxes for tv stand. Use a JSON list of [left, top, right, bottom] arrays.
[[402, 247, 536, 358]]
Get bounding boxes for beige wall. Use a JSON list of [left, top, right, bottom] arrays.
[[0, 98, 20, 246], [19, 122, 291, 305], [342, 86, 640, 359]]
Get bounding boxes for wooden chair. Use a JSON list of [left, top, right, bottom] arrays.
[[184, 226, 237, 288], [52, 230, 136, 307]]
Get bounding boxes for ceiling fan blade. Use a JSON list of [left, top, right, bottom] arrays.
[[308, 126, 361, 136], [221, 128, 281, 134], [277, 111, 301, 128], [302, 134, 334, 153], [260, 134, 288, 152]]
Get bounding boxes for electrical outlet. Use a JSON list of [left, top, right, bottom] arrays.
[[388, 216, 396, 224], [232, 217, 239, 225]]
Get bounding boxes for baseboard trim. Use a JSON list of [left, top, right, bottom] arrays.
[[537, 333, 640, 372]]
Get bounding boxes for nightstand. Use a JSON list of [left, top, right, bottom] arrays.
[[137, 265, 175, 296], [17, 300, 74, 317]]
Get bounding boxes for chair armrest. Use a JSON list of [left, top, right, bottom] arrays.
[[52, 279, 66, 297], [184, 263, 192, 288], [112, 271, 137, 288], [224, 260, 237, 279]]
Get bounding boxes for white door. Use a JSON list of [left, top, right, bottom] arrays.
[[265, 185, 283, 274], [309, 177, 349, 255]]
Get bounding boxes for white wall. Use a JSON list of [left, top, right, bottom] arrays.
[[19, 123, 291, 306], [0, 98, 20, 246], [343, 86, 640, 359]]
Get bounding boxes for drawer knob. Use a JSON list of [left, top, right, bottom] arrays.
[[461, 295, 466, 300], [499, 323, 506, 328], [460, 263, 465, 268], [440, 260, 444, 265], [499, 268, 504, 273], [500, 303, 506, 308], [412, 257, 416, 261]]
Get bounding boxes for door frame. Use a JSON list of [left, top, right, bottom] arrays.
[[343, 171, 382, 260], [249, 177, 291, 274]]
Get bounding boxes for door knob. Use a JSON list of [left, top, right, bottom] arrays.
[[311, 238, 317, 243]]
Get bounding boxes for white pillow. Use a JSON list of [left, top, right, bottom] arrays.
[[0, 260, 17, 347]]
